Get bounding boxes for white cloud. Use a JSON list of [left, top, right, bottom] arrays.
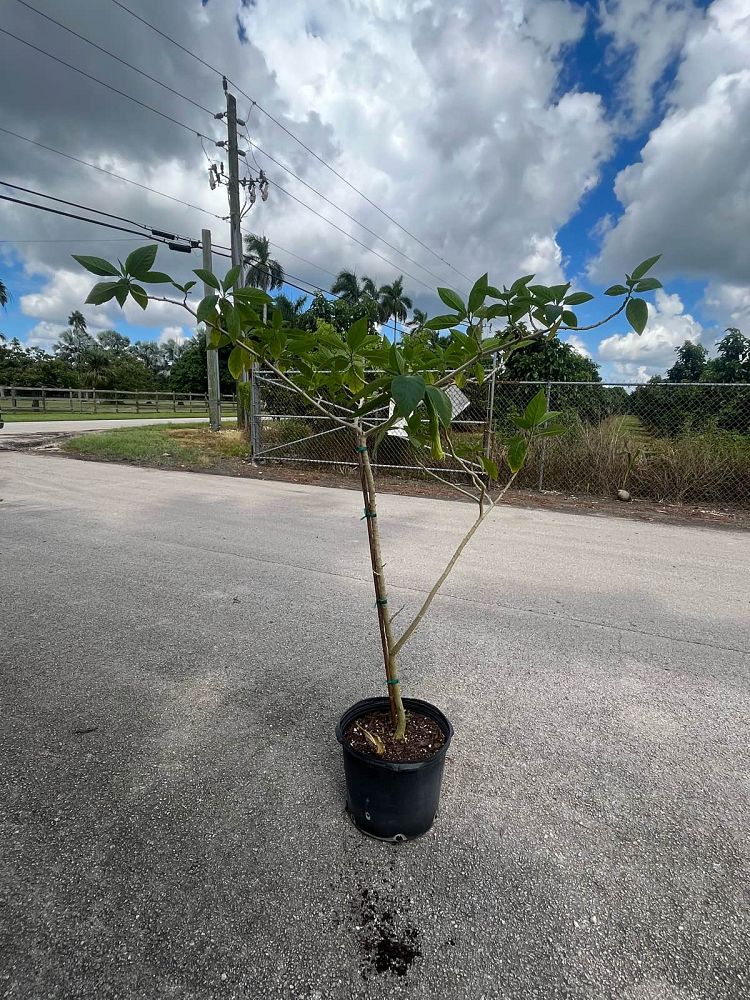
[[158, 325, 188, 345], [703, 281, 750, 332], [24, 321, 67, 351], [593, 0, 750, 289], [563, 333, 591, 357], [609, 363, 653, 383], [597, 0, 700, 125], [597, 289, 703, 374], [4, 0, 618, 340]]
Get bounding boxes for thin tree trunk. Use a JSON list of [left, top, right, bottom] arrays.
[[356, 428, 407, 740]]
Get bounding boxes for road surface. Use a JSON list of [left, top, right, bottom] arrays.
[[1, 452, 748, 999], [0, 416, 213, 437]]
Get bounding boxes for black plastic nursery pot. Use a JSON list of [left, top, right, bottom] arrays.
[[335, 697, 453, 842]]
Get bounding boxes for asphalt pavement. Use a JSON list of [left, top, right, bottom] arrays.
[[1, 452, 748, 999]]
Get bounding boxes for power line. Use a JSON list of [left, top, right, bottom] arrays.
[[106, 0, 471, 283], [243, 128, 448, 286], [0, 192, 192, 244], [0, 126, 225, 221], [2, 191, 413, 336], [13, 0, 217, 119], [0, 27, 214, 141], [267, 177, 434, 292], [0, 128, 378, 301], [1, 181, 192, 242], [6, 5, 462, 292]]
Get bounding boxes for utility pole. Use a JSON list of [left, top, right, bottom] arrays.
[[223, 77, 248, 430], [202, 228, 221, 432]]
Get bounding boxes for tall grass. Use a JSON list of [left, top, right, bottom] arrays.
[[508, 416, 750, 507]]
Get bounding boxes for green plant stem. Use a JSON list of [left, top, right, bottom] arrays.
[[355, 428, 406, 741]]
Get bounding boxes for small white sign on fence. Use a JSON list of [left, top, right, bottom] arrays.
[[387, 383, 471, 437]]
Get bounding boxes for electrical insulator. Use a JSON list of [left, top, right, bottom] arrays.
[[208, 167, 216, 191], [259, 170, 269, 202], [248, 180, 256, 206]]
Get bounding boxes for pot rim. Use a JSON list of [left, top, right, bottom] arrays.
[[335, 696, 453, 773]]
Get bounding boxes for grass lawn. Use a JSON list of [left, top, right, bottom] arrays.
[[2, 410, 235, 422], [63, 425, 248, 468]]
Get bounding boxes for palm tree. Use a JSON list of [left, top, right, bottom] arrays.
[[330, 269, 379, 304], [379, 276, 413, 342], [274, 293, 307, 324], [68, 310, 87, 334], [243, 233, 284, 292], [80, 345, 111, 388], [0, 278, 8, 309], [406, 308, 428, 334]]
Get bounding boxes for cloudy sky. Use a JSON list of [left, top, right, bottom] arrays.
[[0, 0, 748, 381]]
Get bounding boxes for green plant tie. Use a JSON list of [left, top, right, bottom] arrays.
[[355, 445, 368, 453], [361, 508, 377, 520], [375, 597, 388, 607], [387, 678, 400, 685]]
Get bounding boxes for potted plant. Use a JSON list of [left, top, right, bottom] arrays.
[[74, 246, 662, 840]]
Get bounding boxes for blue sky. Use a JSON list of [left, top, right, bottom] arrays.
[[1, 0, 748, 381]]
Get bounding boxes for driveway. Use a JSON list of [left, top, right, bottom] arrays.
[[1, 452, 748, 999]]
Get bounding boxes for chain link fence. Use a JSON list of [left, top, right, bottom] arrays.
[[250, 370, 750, 509]]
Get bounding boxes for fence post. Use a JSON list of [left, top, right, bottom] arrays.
[[537, 380, 552, 492], [250, 367, 262, 459], [42, 388, 47, 412], [70, 389, 74, 411], [483, 353, 497, 461], [93, 389, 98, 414]]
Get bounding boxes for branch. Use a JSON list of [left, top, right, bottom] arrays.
[[560, 295, 631, 333]]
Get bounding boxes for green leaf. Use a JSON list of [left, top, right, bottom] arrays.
[[549, 283, 571, 303], [347, 315, 369, 352], [207, 327, 223, 349], [141, 271, 172, 284], [424, 384, 452, 427], [524, 388, 549, 427], [510, 274, 534, 294], [227, 345, 246, 380], [480, 455, 498, 481], [536, 425, 567, 438], [484, 304, 508, 320], [85, 280, 122, 305], [626, 297, 648, 335], [426, 314, 461, 331], [564, 291, 594, 305], [272, 307, 283, 330], [604, 284, 628, 296], [510, 413, 533, 430], [437, 287, 466, 315], [125, 245, 158, 279], [507, 436, 528, 474], [562, 310, 578, 327], [391, 374, 426, 418], [474, 362, 485, 385], [222, 265, 242, 292], [468, 273, 488, 313], [196, 294, 219, 324], [130, 283, 148, 310], [630, 254, 661, 282], [485, 285, 505, 299], [634, 277, 662, 293], [193, 268, 221, 290], [454, 371, 466, 389], [544, 304, 563, 325], [389, 344, 406, 374], [528, 285, 553, 302], [184, 280, 196, 293], [72, 254, 120, 277], [114, 283, 128, 307], [226, 304, 241, 341], [233, 286, 272, 304]]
